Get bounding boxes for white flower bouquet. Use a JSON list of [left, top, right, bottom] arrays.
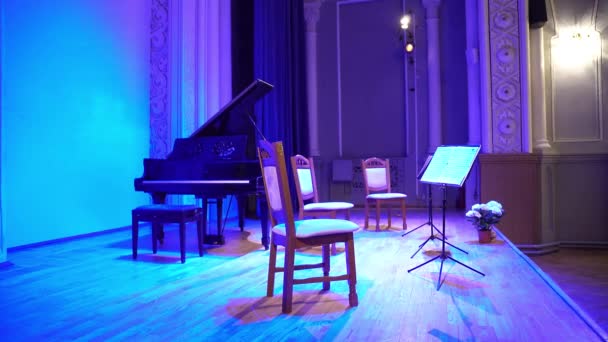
[[465, 200, 504, 231]]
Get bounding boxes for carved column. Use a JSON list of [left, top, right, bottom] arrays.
[[486, 0, 528, 153], [465, 0, 481, 209], [422, 0, 442, 153], [304, 0, 322, 157], [150, 0, 171, 158], [530, 27, 550, 150]]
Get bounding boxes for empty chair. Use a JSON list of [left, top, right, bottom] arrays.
[[291, 155, 354, 254], [258, 140, 359, 314], [361, 157, 407, 231], [291, 154, 354, 219]]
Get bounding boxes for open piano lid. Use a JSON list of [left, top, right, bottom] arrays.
[[189, 79, 274, 139]]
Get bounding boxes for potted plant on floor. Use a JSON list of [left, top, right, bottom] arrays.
[[466, 200, 504, 243]]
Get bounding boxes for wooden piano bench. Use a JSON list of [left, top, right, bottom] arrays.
[[131, 204, 205, 263]]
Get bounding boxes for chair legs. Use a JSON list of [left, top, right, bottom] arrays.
[[282, 247, 296, 314], [364, 200, 369, 228], [375, 201, 381, 231], [364, 199, 408, 231], [267, 243, 277, 297], [345, 236, 358, 307], [270, 236, 357, 314], [330, 212, 337, 255], [132, 215, 204, 263], [322, 244, 331, 291]]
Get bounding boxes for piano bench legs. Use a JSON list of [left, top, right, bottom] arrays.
[[131, 204, 205, 263]]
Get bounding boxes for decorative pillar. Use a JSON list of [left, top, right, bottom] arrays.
[[304, 0, 322, 157], [422, 0, 442, 153], [150, 0, 172, 158], [485, 0, 528, 153], [465, 0, 481, 209], [150, 0, 231, 157], [530, 27, 550, 150]]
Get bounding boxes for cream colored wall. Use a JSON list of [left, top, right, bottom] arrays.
[[522, 0, 608, 248], [543, 0, 608, 155], [537, 1, 608, 246]]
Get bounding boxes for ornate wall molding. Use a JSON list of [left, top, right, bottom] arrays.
[[150, 0, 171, 158], [488, 0, 523, 152]]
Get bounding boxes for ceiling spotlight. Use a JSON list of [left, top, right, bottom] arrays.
[[400, 15, 411, 30], [405, 42, 415, 53]]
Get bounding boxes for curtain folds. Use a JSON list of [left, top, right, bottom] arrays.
[[253, 0, 309, 159]]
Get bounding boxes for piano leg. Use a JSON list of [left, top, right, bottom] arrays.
[[217, 197, 225, 245], [200, 197, 226, 245], [151, 193, 167, 244], [237, 195, 246, 232], [202, 198, 208, 244]]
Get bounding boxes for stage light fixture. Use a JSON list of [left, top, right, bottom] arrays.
[[399, 13, 415, 55], [400, 14, 411, 30], [405, 41, 415, 53]]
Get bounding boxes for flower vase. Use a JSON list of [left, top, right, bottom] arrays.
[[478, 230, 493, 243]]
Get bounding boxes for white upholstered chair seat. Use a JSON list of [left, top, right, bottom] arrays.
[[272, 219, 359, 238], [303, 202, 354, 211], [366, 193, 407, 200]]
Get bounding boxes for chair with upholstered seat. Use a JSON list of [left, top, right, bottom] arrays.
[[361, 157, 407, 231], [291, 155, 354, 254], [258, 140, 359, 314], [291, 155, 354, 219]]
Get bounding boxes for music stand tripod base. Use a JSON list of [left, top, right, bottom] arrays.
[[402, 184, 446, 258], [407, 184, 485, 291], [401, 186, 444, 238]]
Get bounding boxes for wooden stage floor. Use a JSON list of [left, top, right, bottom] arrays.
[[0, 208, 605, 341]]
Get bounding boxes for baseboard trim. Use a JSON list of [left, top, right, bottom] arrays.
[[559, 241, 608, 249], [516, 242, 560, 255], [0, 260, 13, 269], [515, 241, 608, 255], [7, 225, 132, 252]]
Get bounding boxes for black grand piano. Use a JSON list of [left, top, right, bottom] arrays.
[[134, 79, 274, 249]]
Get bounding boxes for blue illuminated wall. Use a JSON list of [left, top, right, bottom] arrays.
[[1, 0, 151, 247]]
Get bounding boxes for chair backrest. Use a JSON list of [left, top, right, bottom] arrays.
[[290, 155, 319, 208], [258, 140, 296, 236], [361, 157, 391, 194]]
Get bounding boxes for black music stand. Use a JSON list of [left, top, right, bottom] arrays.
[[407, 145, 485, 290], [402, 155, 445, 257]]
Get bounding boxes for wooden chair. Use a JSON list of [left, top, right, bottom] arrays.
[[132, 204, 204, 263], [291, 155, 354, 220], [258, 140, 359, 314], [291, 155, 354, 254], [361, 157, 407, 231]]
